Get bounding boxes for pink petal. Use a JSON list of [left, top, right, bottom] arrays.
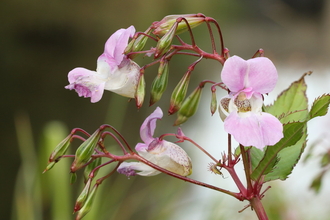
[[139, 107, 163, 144], [104, 26, 135, 66], [65, 67, 105, 103], [97, 54, 118, 71], [135, 143, 148, 153], [245, 57, 278, 94], [224, 111, 283, 149], [67, 67, 94, 83], [258, 112, 284, 147], [221, 56, 247, 92], [90, 83, 105, 103]]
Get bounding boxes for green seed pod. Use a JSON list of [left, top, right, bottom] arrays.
[[154, 22, 178, 58], [153, 14, 205, 36], [71, 129, 102, 172], [174, 86, 202, 125], [125, 27, 152, 58], [135, 74, 146, 109], [75, 184, 99, 220], [48, 133, 72, 163], [168, 72, 191, 115], [150, 59, 169, 105], [210, 90, 217, 115], [83, 157, 102, 182], [42, 161, 56, 173], [74, 178, 92, 213]]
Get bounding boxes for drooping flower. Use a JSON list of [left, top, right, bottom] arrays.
[[65, 26, 141, 103], [219, 55, 283, 149], [117, 107, 192, 177]]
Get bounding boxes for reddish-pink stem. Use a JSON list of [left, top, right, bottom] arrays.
[[250, 196, 269, 220]]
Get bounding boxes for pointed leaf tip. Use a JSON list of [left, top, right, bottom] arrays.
[[309, 94, 330, 119]]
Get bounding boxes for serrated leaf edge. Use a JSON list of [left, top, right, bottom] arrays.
[[251, 121, 305, 181]]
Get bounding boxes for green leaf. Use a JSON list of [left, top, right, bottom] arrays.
[[251, 122, 306, 181], [310, 171, 326, 193], [309, 94, 330, 119], [250, 147, 264, 170], [264, 73, 309, 123], [320, 152, 330, 167], [264, 130, 307, 181]]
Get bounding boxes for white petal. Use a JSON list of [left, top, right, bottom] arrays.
[[104, 60, 140, 98]]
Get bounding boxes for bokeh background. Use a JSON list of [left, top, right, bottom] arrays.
[[2, 0, 330, 219]]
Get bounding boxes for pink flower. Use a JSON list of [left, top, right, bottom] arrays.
[[65, 26, 140, 103], [219, 55, 283, 149], [117, 107, 192, 176]]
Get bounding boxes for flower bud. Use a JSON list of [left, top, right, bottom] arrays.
[[174, 86, 202, 125], [154, 22, 178, 59], [125, 27, 152, 59], [153, 14, 205, 36], [168, 72, 191, 115], [71, 129, 102, 172], [75, 184, 99, 220], [74, 178, 92, 213], [210, 89, 217, 115], [135, 73, 145, 108], [150, 59, 169, 105]]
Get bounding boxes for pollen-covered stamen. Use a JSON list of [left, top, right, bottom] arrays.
[[234, 92, 251, 112], [208, 162, 225, 178]]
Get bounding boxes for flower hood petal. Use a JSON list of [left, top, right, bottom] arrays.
[[221, 55, 278, 94], [221, 55, 247, 92], [244, 57, 278, 94], [104, 26, 136, 67], [224, 111, 283, 149], [139, 107, 163, 145]]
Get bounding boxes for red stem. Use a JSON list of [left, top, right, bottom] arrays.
[[227, 134, 232, 165], [250, 197, 269, 220], [103, 152, 241, 199], [101, 131, 127, 154], [239, 144, 253, 195], [177, 17, 196, 46], [205, 17, 225, 57], [133, 153, 242, 199], [159, 133, 218, 163], [225, 166, 247, 197]]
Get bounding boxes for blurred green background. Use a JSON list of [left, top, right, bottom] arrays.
[[2, 0, 330, 219]]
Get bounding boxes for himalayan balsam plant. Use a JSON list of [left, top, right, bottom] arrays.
[[44, 14, 330, 220]]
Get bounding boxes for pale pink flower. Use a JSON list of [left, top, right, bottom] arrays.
[[219, 55, 283, 149], [117, 107, 192, 176], [65, 26, 140, 103]]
